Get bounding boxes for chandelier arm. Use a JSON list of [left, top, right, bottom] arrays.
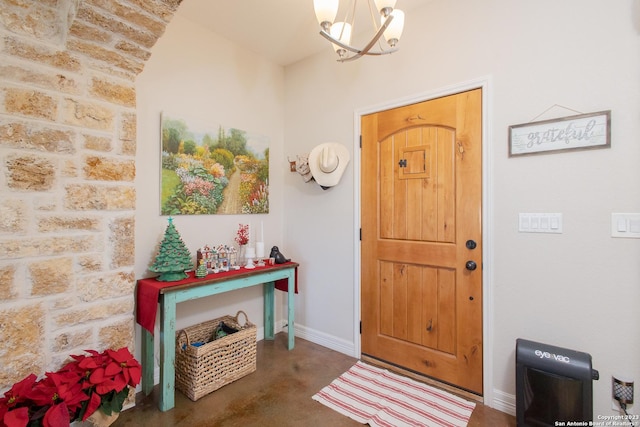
[[347, 14, 393, 58], [338, 46, 397, 62], [319, 14, 395, 60]]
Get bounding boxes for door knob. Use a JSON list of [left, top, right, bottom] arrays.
[[465, 260, 477, 271], [466, 240, 477, 250]]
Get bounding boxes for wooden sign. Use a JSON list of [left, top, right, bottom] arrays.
[[509, 110, 611, 157]]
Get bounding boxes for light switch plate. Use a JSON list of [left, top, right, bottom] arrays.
[[611, 213, 640, 238], [519, 213, 563, 233]]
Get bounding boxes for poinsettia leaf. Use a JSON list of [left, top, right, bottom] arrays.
[[80, 392, 102, 421], [43, 402, 70, 427], [128, 365, 142, 387], [112, 373, 127, 392], [89, 367, 106, 385], [104, 362, 121, 377], [107, 347, 131, 363], [4, 407, 29, 427]]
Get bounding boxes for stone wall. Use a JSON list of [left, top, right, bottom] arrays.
[[0, 0, 181, 388]]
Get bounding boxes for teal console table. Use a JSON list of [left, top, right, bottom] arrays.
[[136, 262, 298, 411]]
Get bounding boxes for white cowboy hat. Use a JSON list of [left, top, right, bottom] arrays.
[[308, 142, 350, 188]]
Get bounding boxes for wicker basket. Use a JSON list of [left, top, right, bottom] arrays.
[[175, 310, 257, 401]]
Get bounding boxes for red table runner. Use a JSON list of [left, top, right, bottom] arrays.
[[136, 262, 298, 334]]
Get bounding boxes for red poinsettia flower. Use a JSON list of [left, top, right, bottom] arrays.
[[26, 372, 87, 427], [105, 347, 142, 389], [0, 374, 36, 410], [0, 374, 37, 427]]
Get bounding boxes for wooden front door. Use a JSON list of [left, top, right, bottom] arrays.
[[361, 88, 483, 394]]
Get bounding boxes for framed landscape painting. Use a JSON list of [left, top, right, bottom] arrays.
[[160, 112, 269, 215]]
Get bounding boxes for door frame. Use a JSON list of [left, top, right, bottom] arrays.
[[352, 77, 495, 403]]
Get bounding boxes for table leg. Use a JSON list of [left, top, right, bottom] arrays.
[[287, 268, 295, 350], [159, 293, 177, 411], [141, 326, 154, 395], [264, 282, 274, 340]]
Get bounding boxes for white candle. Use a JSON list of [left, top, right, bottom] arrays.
[[256, 242, 265, 258], [245, 247, 255, 258]]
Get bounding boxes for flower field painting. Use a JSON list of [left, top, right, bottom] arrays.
[[160, 113, 269, 215]]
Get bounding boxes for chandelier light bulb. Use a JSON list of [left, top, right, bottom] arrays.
[[382, 8, 404, 47], [314, 0, 339, 30], [330, 21, 352, 56], [374, 0, 397, 16]]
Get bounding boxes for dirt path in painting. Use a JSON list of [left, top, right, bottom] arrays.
[[218, 167, 242, 214]]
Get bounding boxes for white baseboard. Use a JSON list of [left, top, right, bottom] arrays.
[[290, 322, 356, 357], [491, 389, 516, 415]]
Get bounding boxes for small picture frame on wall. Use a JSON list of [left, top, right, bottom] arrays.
[[508, 110, 611, 157]]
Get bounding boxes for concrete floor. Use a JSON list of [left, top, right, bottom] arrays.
[[116, 334, 515, 426]]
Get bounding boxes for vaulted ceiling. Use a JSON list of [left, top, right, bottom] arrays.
[[175, 0, 427, 66]]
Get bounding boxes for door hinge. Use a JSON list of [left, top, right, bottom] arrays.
[[359, 228, 362, 241], [359, 135, 362, 148], [360, 321, 362, 334]]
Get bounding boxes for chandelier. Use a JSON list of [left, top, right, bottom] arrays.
[[313, 0, 405, 62]]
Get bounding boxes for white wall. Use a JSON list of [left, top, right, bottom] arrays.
[[135, 14, 285, 339], [135, 0, 640, 419], [283, 0, 640, 417]]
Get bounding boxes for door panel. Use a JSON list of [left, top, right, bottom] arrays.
[[361, 88, 483, 394]]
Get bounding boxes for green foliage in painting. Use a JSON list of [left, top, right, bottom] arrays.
[[160, 114, 269, 215]]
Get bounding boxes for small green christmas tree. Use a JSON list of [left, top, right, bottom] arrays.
[[149, 217, 193, 281]]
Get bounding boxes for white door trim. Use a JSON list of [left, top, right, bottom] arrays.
[[352, 76, 495, 405]]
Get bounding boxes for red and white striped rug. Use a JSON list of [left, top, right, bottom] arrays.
[[312, 361, 476, 427]]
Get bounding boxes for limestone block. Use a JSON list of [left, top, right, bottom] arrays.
[[77, 270, 135, 302], [77, 254, 103, 272], [62, 158, 78, 177], [0, 235, 100, 259], [37, 215, 101, 232], [53, 328, 92, 353], [4, 87, 58, 121], [0, 63, 81, 95], [29, 257, 73, 296], [84, 0, 167, 37], [3, 36, 81, 72], [66, 38, 144, 75], [110, 216, 134, 268], [0, 199, 27, 233], [120, 111, 136, 155], [0, 303, 45, 387], [64, 183, 135, 210], [54, 299, 134, 327], [0, 120, 76, 153], [68, 19, 112, 44], [6, 154, 56, 191], [74, 4, 157, 48], [98, 317, 134, 351], [62, 97, 115, 131], [126, 0, 181, 22], [115, 40, 151, 61], [84, 155, 135, 181], [0, 1, 62, 43], [83, 133, 112, 152], [0, 264, 16, 299], [90, 77, 135, 107]]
